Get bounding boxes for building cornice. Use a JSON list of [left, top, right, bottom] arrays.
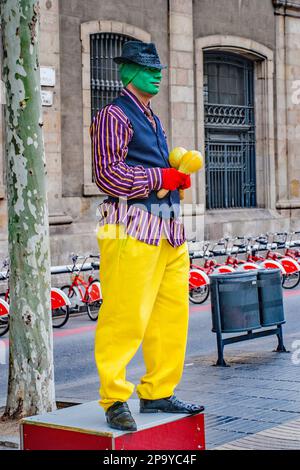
[[273, 0, 300, 15]]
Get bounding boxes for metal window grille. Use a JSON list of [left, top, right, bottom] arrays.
[[90, 33, 133, 118], [204, 52, 256, 209]]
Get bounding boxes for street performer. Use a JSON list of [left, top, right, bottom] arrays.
[[90, 40, 204, 431]]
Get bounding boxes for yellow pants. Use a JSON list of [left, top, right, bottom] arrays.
[[94, 224, 189, 411]]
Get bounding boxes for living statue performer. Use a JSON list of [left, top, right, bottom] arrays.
[[90, 40, 204, 431]]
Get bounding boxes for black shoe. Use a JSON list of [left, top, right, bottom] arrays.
[[140, 395, 205, 414], [106, 401, 137, 431]]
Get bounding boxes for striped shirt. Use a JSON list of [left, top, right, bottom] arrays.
[[90, 88, 185, 247]]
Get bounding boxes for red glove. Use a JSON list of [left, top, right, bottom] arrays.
[[161, 168, 191, 191], [179, 174, 191, 190]]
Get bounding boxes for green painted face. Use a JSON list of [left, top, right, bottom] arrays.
[[119, 63, 162, 95], [131, 66, 162, 95]]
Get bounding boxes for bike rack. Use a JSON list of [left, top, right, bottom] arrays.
[[50, 262, 100, 275], [0, 262, 100, 280], [188, 232, 300, 259]]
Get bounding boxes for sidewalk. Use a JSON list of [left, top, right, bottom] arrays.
[[178, 341, 300, 449], [215, 418, 300, 449], [0, 411, 19, 451], [1, 333, 300, 450]]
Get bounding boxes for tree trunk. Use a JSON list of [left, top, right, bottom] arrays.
[[1, 0, 55, 419]]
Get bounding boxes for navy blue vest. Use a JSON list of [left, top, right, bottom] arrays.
[[106, 94, 180, 219]]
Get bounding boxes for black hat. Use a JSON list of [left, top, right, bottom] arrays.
[[113, 40, 167, 70]]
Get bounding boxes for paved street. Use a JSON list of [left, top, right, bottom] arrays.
[[1, 287, 300, 449]]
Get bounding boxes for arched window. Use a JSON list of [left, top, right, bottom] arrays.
[[204, 51, 256, 209], [81, 21, 150, 196], [90, 33, 133, 117]]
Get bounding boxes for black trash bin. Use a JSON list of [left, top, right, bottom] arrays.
[[210, 271, 261, 333], [257, 268, 285, 327]]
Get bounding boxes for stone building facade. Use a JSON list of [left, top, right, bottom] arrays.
[[1, 0, 300, 263]]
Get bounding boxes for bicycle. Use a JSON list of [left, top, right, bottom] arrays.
[[247, 233, 300, 289], [284, 231, 300, 258], [221, 236, 261, 271], [61, 254, 102, 321], [270, 232, 300, 288], [188, 239, 235, 304], [189, 242, 210, 304], [0, 258, 71, 330], [0, 259, 9, 336]]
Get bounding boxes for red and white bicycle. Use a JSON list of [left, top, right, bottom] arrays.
[[243, 234, 300, 288], [61, 254, 102, 321], [189, 240, 236, 304], [0, 258, 71, 334]]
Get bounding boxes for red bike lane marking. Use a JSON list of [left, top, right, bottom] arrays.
[[53, 324, 96, 338], [190, 304, 210, 313], [1, 288, 299, 345], [1, 324, 97, 346], [1, 325, 96, 346], [283, 289, 300, 298]]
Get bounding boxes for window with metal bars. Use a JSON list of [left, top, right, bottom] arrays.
[[90, 33, 133, 118], [204, 52, 256, 210]]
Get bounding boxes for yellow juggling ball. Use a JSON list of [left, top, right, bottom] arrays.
[[169, 146, 187, 169], [178, 150, 204, 174], [157, 148, 204, 200]]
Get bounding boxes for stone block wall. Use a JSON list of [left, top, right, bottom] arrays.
[[0, 0, 299, 265], [193, 0, 275, 49]]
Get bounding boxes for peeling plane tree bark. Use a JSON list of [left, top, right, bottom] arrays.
[[0, 0, 55, 419]]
